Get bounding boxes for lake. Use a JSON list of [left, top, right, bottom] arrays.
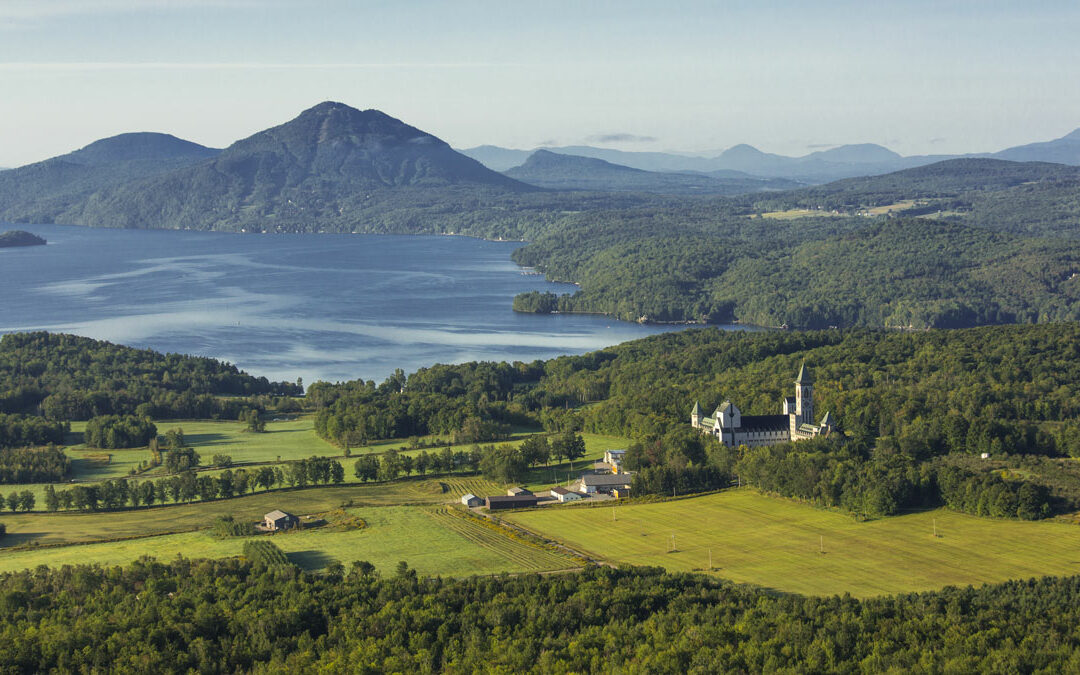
[[0, 224, 747, 385]]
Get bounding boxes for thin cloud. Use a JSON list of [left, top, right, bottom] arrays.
[[0, 62, 515, 72], [0, 0, 262, 21], [806, 143, 839, 149], [586, 133, 657, 144]]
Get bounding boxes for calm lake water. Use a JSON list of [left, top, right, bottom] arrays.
[[0, 224, 739, 384]]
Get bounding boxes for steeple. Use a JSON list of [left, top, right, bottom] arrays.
[[795, 362, 813, 385], [691, 401, 702, 416]]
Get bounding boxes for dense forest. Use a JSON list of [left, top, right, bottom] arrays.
[[507, 159, 1080, 329], [0, 332, 301, 422], [3, 558, 1080, 672], [512, 212, 1080, 328], [310, 323, 1080, 517]]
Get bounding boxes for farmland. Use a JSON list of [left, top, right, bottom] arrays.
[[8, 417, 627, 504], [505, 488, 1080, 597], [0, 476, 500, 547], [0, 505, 577, 576]]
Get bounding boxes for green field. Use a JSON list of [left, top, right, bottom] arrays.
[[0, 505, 577, 576], [2, 424, 628, 505], [505, 489, 1080, 597], [0, 476, 501, 547]]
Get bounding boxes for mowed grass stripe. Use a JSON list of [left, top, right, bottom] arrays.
[[427, 507, 573, 571], [505, 489, 1080, 597]]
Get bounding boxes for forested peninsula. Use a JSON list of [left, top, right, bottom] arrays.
[[0, 230, 45, 248]]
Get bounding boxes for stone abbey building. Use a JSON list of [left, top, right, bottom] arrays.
[[690, 365, 837, 447]]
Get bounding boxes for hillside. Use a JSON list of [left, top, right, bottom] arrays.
[[0, 133, 220, 223], [61, 102, 537, 231], [503, 150, 795, 194], [512, 215, 1080, 328]]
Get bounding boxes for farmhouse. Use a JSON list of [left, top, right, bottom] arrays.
[[603, 449, 627, 473], [691, 364, 838, 448], [461, 493, 484, 507], [580, 473, 633, 495], [486, 494, 538, 510], [263, 509, 299, 531], [550, 486, 584, 503]]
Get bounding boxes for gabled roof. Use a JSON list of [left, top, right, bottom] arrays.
[[819, 411, 835, 426], [462, 493, 478, 500], [737, 414, 790, 432], [264, 509, 294, 521], [795, 363, 814, 384], [582, 473, 634, 486], [714, 400, 734, 415]]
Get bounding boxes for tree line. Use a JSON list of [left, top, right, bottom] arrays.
[[36, 457, 345, 512], [4, 558, 1080, 671]]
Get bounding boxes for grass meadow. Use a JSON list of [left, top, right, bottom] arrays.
[[0, 476, 501, 547], [0, 505, 577, 576], [505, 488, 1080, 597]]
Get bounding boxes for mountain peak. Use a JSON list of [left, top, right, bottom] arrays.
[[1062, 128, 1080, 141], [720, 144, 766, 159]]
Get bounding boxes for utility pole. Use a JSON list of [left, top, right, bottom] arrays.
[[819, 535, 824, 554], [612, 507, 616, 522], [708, 548, 712, 571], [933, 518, 938, 537]]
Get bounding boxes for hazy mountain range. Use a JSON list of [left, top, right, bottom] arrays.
[[460, 129, 1080, 183], [502, 149, 800, 194], [1, 101, 1079, 232]]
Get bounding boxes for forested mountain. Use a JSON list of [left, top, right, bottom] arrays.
[[0, 132, 219, 224], [503, 150, 796, 194], [57, 102, 538, 231], [5, 559, 1080, 672]]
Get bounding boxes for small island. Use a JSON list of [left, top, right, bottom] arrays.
[[0, 230, 46, 248]]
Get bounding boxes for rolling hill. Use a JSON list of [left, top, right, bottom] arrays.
[[0, 132, 220, 223], [503, 150, 798, 194]]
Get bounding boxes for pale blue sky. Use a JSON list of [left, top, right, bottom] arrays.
[[1, 0, 1078, 166]]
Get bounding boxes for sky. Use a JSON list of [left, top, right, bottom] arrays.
[[1, 0, 1079, 167]]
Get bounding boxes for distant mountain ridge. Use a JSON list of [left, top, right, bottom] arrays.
[[1, 102, 534, 231], [503, 149, 800, 194], [461, 128, 1080, 183]]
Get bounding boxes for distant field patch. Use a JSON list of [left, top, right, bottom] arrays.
[[505, 489, 1080, 597]]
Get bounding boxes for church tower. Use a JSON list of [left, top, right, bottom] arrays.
[[795, 363, 814, 427], [690, 401, 702, 428]]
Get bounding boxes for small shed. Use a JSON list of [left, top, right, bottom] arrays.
[[486, 495, 538, 510], [507, 486, 533, 497], [263, 509, 299, 531], [612, 486, 632, 500], [461, 493, 484, 507], [550, 486, 584, 503]]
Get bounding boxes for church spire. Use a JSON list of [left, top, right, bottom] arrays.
[[795, 362, 813, 384]]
